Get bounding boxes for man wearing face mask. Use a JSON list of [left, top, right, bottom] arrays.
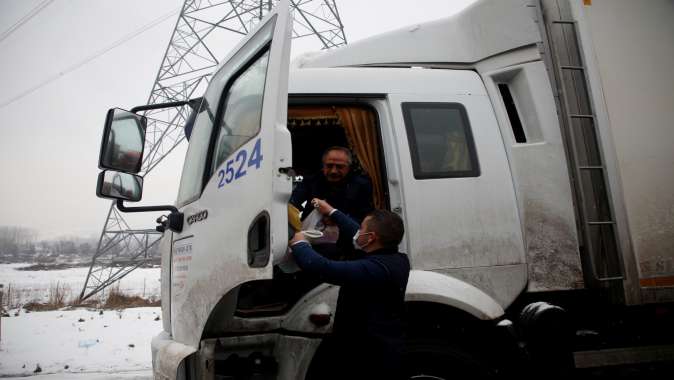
[[289, 198, 410, 380]]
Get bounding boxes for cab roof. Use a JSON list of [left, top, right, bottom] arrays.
[[289, 67, 487, 97], [296, 0, 540, 68]]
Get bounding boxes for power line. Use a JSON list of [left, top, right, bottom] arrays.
[[0, 0, 54, 44], [0, 6, 180, 110]]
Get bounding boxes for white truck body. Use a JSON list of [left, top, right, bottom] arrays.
[[147, 0, 674, 378], [580, 1, 674, 302]]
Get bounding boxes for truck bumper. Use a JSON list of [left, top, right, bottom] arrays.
[[151, 330, 322, 379], [198, 333, 322, 380], [151, 330, 197, 380]]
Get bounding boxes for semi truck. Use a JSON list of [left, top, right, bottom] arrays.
[[94, 0, 674, 378]]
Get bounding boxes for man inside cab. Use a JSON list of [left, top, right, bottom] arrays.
[[290, 146, 373, 225]]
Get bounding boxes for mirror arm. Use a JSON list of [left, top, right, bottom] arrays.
[[130, 98, 201, 114], [115, 200, 183, 233], [116, 199, 178, 214]]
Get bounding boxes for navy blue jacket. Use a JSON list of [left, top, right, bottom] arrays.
[[291, 210, 410, 375], [289, 172, 374, 224]]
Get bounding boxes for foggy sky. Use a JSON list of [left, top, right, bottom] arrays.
[[0, 0, 476, 239]]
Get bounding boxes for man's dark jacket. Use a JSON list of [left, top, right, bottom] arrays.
[[289, 172, 374, 224], [291, 210, 410, 379]]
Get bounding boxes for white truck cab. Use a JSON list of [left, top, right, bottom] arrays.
[[95, 0, 674, 378]]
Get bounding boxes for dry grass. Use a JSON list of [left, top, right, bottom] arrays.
[[102, 283, 160, 309], [23, 282, 71, 311], [19, 282, 160, 311], [49, 281, 70, 307], [22, 301, 57, 311]]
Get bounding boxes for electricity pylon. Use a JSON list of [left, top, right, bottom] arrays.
[[79, 0, 347, 301]]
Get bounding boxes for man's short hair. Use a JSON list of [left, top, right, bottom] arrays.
[[322, 146, 353, 165], [365, 209, 405, 248]]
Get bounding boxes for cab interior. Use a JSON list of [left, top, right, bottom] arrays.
[[235, 101, 389, 316], [286, 103, 388, 210]]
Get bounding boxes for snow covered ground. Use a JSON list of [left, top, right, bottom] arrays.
[[0, 307, 160, 378], [12, 370, 153, 379], [0, 264, 162, 378]]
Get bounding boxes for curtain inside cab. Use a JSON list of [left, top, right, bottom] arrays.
[[288, 106, 385, 209]]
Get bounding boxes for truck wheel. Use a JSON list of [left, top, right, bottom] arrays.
[[403, 338, 498, 379]]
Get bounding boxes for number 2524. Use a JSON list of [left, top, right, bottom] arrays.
[[217, 138, 263, 188]]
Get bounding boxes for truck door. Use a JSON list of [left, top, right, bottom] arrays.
[[388, 75, 526, 272], [169, 1, 292, 347]]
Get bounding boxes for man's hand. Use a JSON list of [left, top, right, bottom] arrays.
[[311, 198, 335, 216], [289, 232, 307, 246]]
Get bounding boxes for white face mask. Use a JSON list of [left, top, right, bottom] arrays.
[[352, 230, 373, 250]]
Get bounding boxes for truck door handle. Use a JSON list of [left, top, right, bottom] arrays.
[[278, 167, 295, 177], [247, 211, 270, 268]]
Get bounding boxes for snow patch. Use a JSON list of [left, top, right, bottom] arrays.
[[0, 264, 162, 378], [0, 307, 161, 377]]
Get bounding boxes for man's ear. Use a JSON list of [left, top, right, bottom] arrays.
[[368, 231, 378, 244]]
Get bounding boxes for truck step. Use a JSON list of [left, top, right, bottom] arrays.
[[574, 344, 674, 368]]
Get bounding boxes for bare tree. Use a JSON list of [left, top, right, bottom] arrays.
[[0, 226, 37, 256]]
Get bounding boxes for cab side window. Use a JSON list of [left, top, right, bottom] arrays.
[[211, 51, 270, 173], [176, 96, 217, 207], [402, 102, 480, 179], [176, 50, 270, 207]]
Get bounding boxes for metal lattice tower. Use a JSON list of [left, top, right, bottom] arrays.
[[80, 0, 347, 301]]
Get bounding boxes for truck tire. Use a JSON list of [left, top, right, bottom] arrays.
[[403, 338, 498, 379], [518, 302, 574, 374]]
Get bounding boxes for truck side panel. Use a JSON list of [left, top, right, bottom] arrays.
[[576, 0, 674, 302], [480, 58, 585, 292]]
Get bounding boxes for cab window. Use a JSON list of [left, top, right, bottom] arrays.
[[402, 102, 480, 179], [176, 96, 217, 207], [176, 50, 270, 207], [211, 51, 270, 173]]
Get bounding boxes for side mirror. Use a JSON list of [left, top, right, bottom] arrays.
[[99, 108, 146, 174], [96, 170, 143, 202]]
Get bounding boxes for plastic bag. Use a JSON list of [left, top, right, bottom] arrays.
[[302, 209, 339, 244], [277, 209, 340, 274]]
